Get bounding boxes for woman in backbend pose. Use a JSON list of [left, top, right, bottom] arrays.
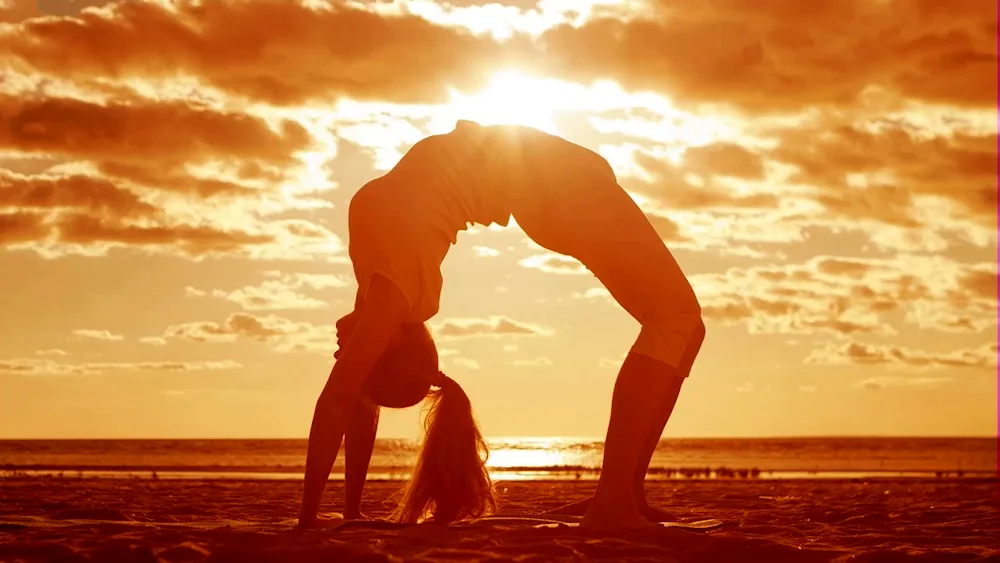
[[297, 120, 705, 530]]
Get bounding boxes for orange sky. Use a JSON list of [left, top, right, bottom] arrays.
[[0, 0, 996, 439]]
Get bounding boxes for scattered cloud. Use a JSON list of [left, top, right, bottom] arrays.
[[72, 329, 124, 341], [0, 358, 242, 375], [0, 94, 310, 171], [164, 313, 334, 354], [4, 0, 992, 112], [807, 340, 997, 371], [432, 315, 554, 339], [519, 253, 589, 275], [473, 245, 501, 257], [512, 356, 553, 367], [1, 169, 158, 219], [853, 376, 954, 390], [186, 271, 349, 310], [598, 358, 623, 369], [628, 147, 778, 212], [450, 357, 481, 370], [691, 255, 996, 336]]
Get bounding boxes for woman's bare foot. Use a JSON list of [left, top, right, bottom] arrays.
[[547, 497, 680, 523], [580, 493, 658, 530], [638, 504, 680, 523], [580, 506, 656, 530], [296, 512, 345, 530]]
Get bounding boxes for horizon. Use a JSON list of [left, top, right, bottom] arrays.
[[1, 0, 997, 441], [1, 434, 996, 441]]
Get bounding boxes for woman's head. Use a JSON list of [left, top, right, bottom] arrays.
[[334, 312, 496, 523], [363, 323, 439, 408]]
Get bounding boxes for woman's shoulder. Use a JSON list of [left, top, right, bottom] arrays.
[[349, 177, 393, 217]]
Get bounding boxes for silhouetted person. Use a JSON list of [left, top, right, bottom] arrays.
[[297, 120, 705, 529]]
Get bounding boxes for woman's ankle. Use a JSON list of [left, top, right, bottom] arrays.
[[590, 484, 638, 513]]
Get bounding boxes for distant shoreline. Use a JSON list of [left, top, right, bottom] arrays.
[[0, 436, 995, 441], [2, 466, 995, 483]]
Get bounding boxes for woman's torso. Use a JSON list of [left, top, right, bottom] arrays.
[[360, 123, 620, 247]]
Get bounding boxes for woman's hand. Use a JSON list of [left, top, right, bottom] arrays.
[[298, 274, 410, 527], [334, 311, 360, 359]]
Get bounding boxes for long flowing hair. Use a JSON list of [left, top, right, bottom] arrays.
[[337, 314, 497, 523], [391, 374, 496, 523]]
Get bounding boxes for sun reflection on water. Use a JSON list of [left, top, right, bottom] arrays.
[[485, 437, 599, 471]]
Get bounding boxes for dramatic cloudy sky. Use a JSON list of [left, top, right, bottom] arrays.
[[0, 0, 996, 439]]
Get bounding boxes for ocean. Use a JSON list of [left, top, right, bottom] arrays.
[[0, 437, 995, 481]]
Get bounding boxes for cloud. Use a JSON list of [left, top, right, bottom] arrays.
[[450, 357, 481, 370], [691, 255, 996, 336], [35, 348, 68, 356], [264, 271, 350, 290], [0, 208, 342, 261], [52, 212, 274, 256], [139, 337, 167, 347], [0, 94, 310, 170], [187, 271, 348, 310], [432, 315, 554, 339], [573, 287, 611, 301], [519, 253, 589, 275], [643, 212, 687, 242], [538, 0, 996, 112], [512, 356, 553, 367], [473, 245, 501, 257], [0, 169, 157, 218], [628, 147, 778, 212], [0, 211, 48, 243], [0, 87, 343, 261], [4, 0, 992, 113], [807, 340, 997, 371], [0, 358, 242, 375], [853, 376, 954, 390], [596, 143, 810, 250], [210, 283, 328, 311], [770, 120, 996, 227], [72, 329, 124, 341], [0, 93, 318, 232], [164, 313, 334, 353], [0, 1, 506, 106], [598, 358, 623, 369]]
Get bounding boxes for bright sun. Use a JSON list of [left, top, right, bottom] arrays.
[[445, 70, 564, 134]]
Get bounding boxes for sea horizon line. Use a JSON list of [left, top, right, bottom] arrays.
[[0, 434, 995, 441]]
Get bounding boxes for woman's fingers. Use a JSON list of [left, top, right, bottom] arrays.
[[334, 310, 359, 360], [336, 311, 360, 336]]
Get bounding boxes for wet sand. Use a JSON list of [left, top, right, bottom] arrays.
[[1, 477, 997, 562]]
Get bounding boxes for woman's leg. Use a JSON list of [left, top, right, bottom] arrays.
[[632, 319, 705, 520], [515, 177, 701, 528], [579, 281, 702, 529], [582, 352, 675, 529]]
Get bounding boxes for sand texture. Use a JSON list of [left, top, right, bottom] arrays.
[[1, 477, 997, 562]]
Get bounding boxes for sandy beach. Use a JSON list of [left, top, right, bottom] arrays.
[[1, 477, 997, 562]]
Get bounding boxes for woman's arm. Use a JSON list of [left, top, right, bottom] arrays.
[[297, 274, 408, 527], [344, 398, 380, 519]]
